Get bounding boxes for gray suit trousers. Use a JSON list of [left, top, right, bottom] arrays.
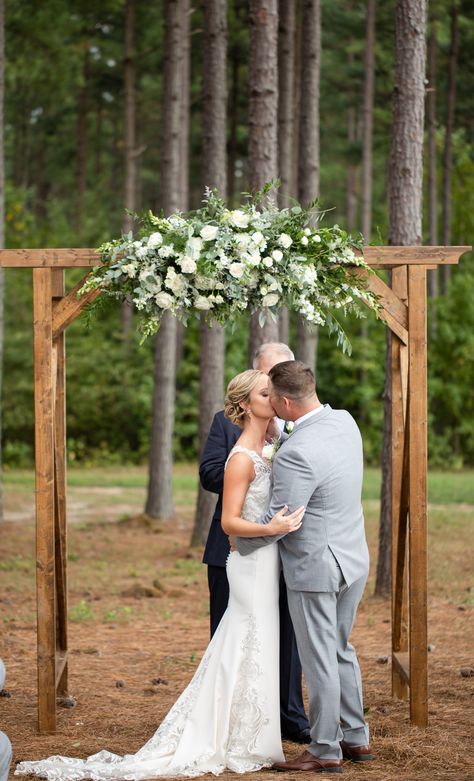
[[286, 571, 369, 760]]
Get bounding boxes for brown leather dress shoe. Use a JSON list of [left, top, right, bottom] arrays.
[[340, 741, 374, 762], [273, 750, 343, 773]]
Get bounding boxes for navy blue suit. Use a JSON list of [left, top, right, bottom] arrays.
[[200, 410, 309, 739]]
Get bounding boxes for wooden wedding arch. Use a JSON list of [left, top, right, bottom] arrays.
[[0, 244, 470, 735]]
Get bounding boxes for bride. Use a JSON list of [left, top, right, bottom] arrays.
[[16, 369, 304, 780]]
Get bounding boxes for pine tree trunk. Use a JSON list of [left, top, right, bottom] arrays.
[[441, 5, 457, 293], [95, 101, 103, 178], [122, 0, 136, 339], [180, 0, 191, 209], [278, 0, 295, 207], [377, 0, 427, 598], [277, 0, 296, 347], [427, 16, 439, 307], [228, 54, 238, 205], [361, 0, 375, 240], [75, 49, 89, 234], [0, 0, 4, 522], [296, 0, 320, 372], [346, 104, 357, 232], [145, 0, 186, 520], [388, 0, 427, 246], [191, 0, 228, 547], [375, 326, 392, 597], [174, 0, 191, 370], [248, 0, 280, 356]]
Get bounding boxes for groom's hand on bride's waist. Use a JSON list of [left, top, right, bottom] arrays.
[[228, 535, 237, 551]]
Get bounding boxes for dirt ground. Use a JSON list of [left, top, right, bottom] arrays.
[[0, 476, 473, 781]]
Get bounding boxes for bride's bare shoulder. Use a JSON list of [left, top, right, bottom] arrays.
[[224, 449, 256, 482]]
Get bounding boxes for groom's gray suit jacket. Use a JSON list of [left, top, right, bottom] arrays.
[[235, 404, 370, 591]]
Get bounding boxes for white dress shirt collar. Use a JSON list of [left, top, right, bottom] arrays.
[[294, 404, 325, 427]]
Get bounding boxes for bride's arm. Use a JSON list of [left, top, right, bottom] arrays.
[[221, 453, 303, 537]]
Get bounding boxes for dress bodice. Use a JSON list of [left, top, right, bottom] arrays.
[[225, 446, 272, 523]]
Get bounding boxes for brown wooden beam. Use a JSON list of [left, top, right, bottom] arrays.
[[393, 652, 410, 686], [360, 270, 409, 343], [407, 265, 428, 727], [361, 245, 470, 267], [0, 249, 99, 267], [52, 275, 101, 339], [0, 245, 470, 268], [33, 268, 57, 735], [391, 267, 409, 701], [52, 270, 68, 696]]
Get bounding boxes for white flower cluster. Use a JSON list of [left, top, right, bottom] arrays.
[[85, 187, 377, 352]]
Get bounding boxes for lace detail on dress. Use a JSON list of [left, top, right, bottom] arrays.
[[225, 446, 271, 478], [225, 447, 272, 525], [226, 614, 273, 773]]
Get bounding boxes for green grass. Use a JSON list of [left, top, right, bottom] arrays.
[[4, 464, 474, 505], [362, 467, 474, 504]]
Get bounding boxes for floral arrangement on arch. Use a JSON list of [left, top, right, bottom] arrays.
[[82, 183, 379, 353]]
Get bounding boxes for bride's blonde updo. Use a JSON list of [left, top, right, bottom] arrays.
[[224, 369, 266, 428]]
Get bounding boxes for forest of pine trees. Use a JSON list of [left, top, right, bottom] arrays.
[[1, 0, 473, 499]]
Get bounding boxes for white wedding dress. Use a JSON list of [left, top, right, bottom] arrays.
[[16, 446, 284, 780]]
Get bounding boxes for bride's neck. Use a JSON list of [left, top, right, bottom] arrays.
[[239, 417, 269, 452]]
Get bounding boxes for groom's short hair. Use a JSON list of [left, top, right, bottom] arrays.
[[269, 360, 316, 400]]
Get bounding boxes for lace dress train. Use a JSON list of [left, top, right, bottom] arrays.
[[16, 447, 283, 780]]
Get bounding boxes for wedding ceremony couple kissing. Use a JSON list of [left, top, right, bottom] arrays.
[[16, 342, 372, 779]]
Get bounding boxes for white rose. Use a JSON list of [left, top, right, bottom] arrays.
[[179, 255, 197, 274], [229, 209, 250, 229], [262, 443, 274, 460], [200, 225, 219, 241], [251, 231, 265, 246], [303, 267, 317, 285], [234, 232, 251, 249], [229, 262, 244, 279], [272, 249, 283, 262], [301, 236, 309, 246], [278, 233, 293, 248], [165, 268, 186, 295], [262, 293, 279, 307], [158, 244, 174, 258], [121, 263, 137, 278], [263, 256, 273, 268], [304, 228, 311, 236], [214, 295, 224, 304], [147, 232, 163, 248], [244, 251, 261, 267], [135, 245, 148, 259], [312, 234, 321, 243], [194, 295, 213, 311], [155, 292, 173, 309]]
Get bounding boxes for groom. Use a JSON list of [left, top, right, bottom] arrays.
[[235, 361, 372, 773]]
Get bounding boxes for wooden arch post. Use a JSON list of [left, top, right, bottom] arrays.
[[0, 245, 470, 733]]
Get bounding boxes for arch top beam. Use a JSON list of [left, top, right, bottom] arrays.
[[0, 245, 471, 268]]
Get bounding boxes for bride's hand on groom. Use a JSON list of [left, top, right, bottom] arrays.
[[267, 505, 305, 535]]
